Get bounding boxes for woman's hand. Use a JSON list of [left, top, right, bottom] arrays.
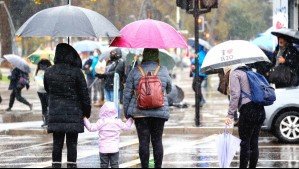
[[279, 57, 286, 64], [225, 117, 232, 126]]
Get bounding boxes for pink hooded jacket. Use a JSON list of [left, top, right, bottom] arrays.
[[83, 102, 134, 154]]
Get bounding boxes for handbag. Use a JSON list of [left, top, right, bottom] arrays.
[[269, 65, 292, 85]]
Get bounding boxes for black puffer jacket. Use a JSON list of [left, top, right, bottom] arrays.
[[44, 43, 91, 133]]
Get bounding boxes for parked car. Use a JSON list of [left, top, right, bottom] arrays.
[[263, 87, 299, 143]]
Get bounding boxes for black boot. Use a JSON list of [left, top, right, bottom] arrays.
[[52, 163, 61, 168], [67, 162, 77, 168]]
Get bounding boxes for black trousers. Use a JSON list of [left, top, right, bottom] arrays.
[[37, 92, 49, 124], [238, 102, 265, 168], [52, 133, 79, 163], [100, 152, 119, 168], [9, 88, 30, 108], [135, 117, 166, 168]]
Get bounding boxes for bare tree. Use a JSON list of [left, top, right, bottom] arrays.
[[0, 0, 12, 56]]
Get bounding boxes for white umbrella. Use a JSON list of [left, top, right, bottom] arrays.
[[3, 54, 31, 73], [200, 40, 271, 74], [215, 127, 241, 168]]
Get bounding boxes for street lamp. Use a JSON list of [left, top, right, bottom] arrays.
[[0, 1, 17, 54]]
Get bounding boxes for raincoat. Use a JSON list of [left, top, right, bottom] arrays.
[[44, 43, 91, 133], [84, 102, 133, 153]]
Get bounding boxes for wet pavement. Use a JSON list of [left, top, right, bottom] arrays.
[[1, 67, 299, 168], [0, 133, 298, 168]]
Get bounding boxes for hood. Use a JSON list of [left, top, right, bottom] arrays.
[[54, 43, 82, 68], [99, 102, 118, 119]]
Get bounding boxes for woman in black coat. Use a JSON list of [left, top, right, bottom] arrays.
[[44, 43, 91, 168], [270, 37, 299, 88]]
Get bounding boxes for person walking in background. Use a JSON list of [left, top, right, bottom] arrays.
[[191, 45, 207, 108], [83, 49, 100, 104], [94, 48, 106, 107], [35, 59, 52, 128], [6, 66, 32, 112], [123, 48, 172, 168], [83, 102, 133, 168], [44, 43, 91, 168], [269, 36, 299, 88], [225, 65, 266, 168]]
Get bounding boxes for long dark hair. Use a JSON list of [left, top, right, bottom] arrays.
[[36, 59, 52, 76]]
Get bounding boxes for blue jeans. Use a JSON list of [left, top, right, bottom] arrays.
[[105, 89, 114, 102]]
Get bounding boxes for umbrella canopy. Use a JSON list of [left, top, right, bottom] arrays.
[[126, 49, 176, 70], [16, 5, 120, 38], [73, 40, 102, 52], [4, 54, 31, 73], [110, 19, 188, 48], [187, 38, 212, 50], [201, 40, 271, 74], [251, 33, 276, 52], [271, 28, 299, 44], [99, 47, 129, 61], [27, 49, 55, 64], [215, 129, 241, 168]]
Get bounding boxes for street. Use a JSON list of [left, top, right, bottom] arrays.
[[0, 68, 298, 168], [0, 133, 298, 168]]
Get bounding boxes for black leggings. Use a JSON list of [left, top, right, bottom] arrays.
[[9, 89, 30, 108], [37, 92, 49, 124], [238, 102, 265, 168], [135, 117, 166, 168], [52, 133, 78, 163]]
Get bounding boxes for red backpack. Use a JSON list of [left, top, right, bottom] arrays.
[[135, 66, 164, 109]]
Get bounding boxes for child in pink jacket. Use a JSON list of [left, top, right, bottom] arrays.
[[83, 102, 134, 168]]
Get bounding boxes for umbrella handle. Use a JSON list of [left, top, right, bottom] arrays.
[[224, 124, 232, 134]]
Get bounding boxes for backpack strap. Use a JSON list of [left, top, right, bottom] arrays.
[[154, 66, 161, 76], [137, 66, 146, 77]]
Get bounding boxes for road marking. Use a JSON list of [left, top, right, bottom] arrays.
[[0, 142, 52, 155], [120, 135, 217, 168], [24, 139, 139, 168]]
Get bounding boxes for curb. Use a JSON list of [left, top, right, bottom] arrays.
[[0, 127, 273, 137]]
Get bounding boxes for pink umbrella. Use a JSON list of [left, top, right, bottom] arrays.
[[110, 19, 188, 49]]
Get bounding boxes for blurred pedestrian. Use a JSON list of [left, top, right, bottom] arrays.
[[269, 36, 299, 88], [35, 59, 52, 128], [83, 102, 133, 168], [96, 49, 125, 103], [44, 43, 91, 168], [83, 49, 100, 104], [191, 45, 207, 108], [225, 65, 266, 168], [123, 48, 172, 168], [94, 48, 106, 107], [6, 66, 32, 112]]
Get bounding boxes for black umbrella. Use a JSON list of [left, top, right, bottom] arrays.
[[271, 28, 299, 44]]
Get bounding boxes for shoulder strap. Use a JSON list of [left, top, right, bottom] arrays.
[[154, 66, 161, 76], [138, 66, 146, 77]]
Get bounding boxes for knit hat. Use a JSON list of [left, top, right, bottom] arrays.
[[142, 48, 159, 62]]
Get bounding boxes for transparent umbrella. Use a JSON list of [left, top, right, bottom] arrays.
[[3, 54, 31, 73], [215, 126, 241, 168]]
